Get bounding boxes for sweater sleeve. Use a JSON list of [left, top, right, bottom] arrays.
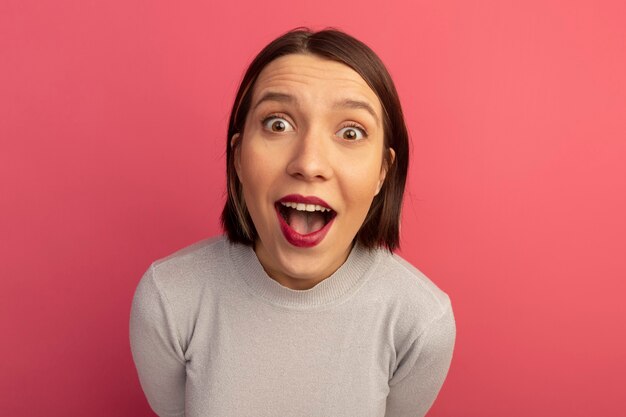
[[385, 303, 456, 417], [129, 264, 187, 417]]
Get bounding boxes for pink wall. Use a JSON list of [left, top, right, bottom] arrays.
[[2, 0, 625, 416]]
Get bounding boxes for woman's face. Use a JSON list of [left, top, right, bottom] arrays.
[[234, 53, 392, 290]]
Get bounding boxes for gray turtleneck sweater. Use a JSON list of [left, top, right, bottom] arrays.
[[129, 237, 455, 417]]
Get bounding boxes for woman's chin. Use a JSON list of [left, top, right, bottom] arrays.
[[255, 237, 351, 290]]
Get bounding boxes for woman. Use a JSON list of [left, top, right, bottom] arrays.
[[130, 28, 455, 417]]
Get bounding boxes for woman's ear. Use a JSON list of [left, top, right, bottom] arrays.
[[375, 147, 396, 195], [231, 133, 242, 178]]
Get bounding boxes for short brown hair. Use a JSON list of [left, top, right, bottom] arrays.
[[221, 28, 409, 251]]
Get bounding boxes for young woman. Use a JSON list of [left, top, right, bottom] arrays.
[[130, 28, 455, 417]]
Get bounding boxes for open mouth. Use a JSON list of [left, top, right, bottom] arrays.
[[275, 201, 336, 235]]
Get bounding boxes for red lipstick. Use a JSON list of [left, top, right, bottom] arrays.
[[275, 194, 336, 248]]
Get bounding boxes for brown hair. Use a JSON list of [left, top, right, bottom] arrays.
[[221, 28, 409, 251]]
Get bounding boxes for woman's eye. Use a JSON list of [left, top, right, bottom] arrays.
[[263, 116, 294, 133], [336, 126, 366, 141]]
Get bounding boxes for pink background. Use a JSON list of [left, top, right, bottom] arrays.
[[2, 0, 625, 416]]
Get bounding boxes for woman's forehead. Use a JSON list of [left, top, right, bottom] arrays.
[[251, 54, 381, 115]]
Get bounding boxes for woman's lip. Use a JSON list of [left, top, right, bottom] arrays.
[[277, 194, 333, 211], [275, 205, 335, 248]]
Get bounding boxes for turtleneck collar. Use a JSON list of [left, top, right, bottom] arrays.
[[227, 240, 382, 310]]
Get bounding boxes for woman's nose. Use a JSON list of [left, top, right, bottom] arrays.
[[285, 129, 333, 181]]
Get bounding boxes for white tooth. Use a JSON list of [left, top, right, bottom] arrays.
[[282, 201, 332, 212]]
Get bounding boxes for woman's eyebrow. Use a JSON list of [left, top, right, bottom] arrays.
[[252, 91, 296, 111], [252, 92, 380, 127], [333, 99, 380, 127]]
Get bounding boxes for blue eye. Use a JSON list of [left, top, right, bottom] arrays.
[[263, 116, 294, 133], [336, 125, 367, 141]]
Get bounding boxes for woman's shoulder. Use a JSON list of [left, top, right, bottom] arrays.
[[153, 235, 226, 267], [368, 249, 453, 327], [386, 252, 450, 309], [142, 235, 232, 296], [155, 234, 229, 268], [131, 236, 235, 356]]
